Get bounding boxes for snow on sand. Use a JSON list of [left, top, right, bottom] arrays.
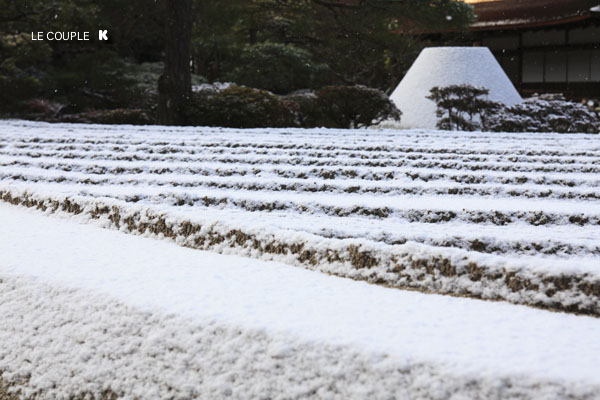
[[1, 204, 600, 399]]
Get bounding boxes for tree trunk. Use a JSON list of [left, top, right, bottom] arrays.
[[158, 0, 192, 125]]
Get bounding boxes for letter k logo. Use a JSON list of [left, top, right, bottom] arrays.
[[98, 30, 108, 40]]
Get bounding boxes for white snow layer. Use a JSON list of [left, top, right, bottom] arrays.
[[390, 47, 523, 129], [0, 120, 599, 315], [1, 204, 600, 399]]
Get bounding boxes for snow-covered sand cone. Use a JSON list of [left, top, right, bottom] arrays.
[[390, 47, 522, 129]]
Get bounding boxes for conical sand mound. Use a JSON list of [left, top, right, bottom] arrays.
[[390, 47, 522, 129]]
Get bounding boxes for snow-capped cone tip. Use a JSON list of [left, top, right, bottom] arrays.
[[390, 47, 522, 129]]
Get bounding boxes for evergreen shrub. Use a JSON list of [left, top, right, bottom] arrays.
[[428, 86, 599, 133], [183, 84, 401, 129], [312, 85, 402, 129], [183, 85, 296, 128], [57, 109, 153, 125], [427, 85, 500, 131], [488, 95, 599, 134]]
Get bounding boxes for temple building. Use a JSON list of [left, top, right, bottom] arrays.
[[464, 0, 600, 99]]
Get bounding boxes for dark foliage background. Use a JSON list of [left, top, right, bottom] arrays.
[[0, 0, 474, 126]]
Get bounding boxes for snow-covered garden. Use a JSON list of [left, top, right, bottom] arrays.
[[3, 0, 600, 396], [0, 119, 599, 399]]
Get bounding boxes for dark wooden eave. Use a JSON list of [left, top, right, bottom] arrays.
[[471, 0, 600, 31]]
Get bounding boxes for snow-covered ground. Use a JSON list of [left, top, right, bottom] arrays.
[[1, 120, 599, 315], [1, 203, 600, 399], [0, 120, 599, 398]]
